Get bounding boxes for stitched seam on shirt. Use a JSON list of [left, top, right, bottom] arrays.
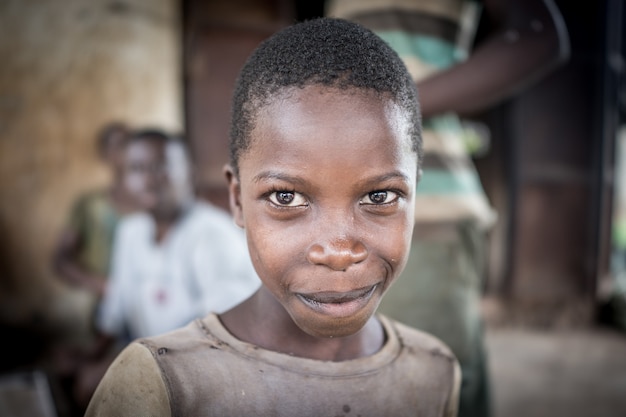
[[139, 339, 177, 417]]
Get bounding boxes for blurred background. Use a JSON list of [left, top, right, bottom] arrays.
[[0, 0, 625, 416]]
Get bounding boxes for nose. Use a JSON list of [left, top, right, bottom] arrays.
[[306, 236, 368, 271], [145, 165, 167, 189]]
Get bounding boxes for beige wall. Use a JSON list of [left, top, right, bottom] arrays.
[[0, 0, 182, 339]]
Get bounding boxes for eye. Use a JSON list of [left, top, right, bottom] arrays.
[[268, 190, 308, 207], [361, 190, 399, 205]]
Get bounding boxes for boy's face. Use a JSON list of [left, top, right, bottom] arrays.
[[228, 85, 418, 338], [123, 140, 170, 213]]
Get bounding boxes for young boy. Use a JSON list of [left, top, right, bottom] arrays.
[[85, 18, 460, 417], [53, 121, 133, 298], [98, 129, 260, 341], [51, 122, 136, 413]]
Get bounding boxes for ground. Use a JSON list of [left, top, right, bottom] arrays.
[[486, 322, 626, 417]]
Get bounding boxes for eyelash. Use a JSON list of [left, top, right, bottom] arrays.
[[360, 190, 402, 206], [263, 188, 404, 208], [265, 188, 309, 208]]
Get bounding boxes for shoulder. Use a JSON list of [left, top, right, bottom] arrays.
[[78, 188, 108, 203], [67, 189, 113, 228], [384, 315, 457, 361], [182, 201, 244, 239], [139, 317, 212, 352], [380, 315, 460, 384], [85, 342, 171, 417], [69, 189, 107, 213], [188, 201, 237, 226], [116, 212, 152, 236], [87, 321, 213, 417], [381, 315, 461, 416]]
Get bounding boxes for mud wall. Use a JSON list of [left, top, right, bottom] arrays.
[[0, 0, 182, 339]]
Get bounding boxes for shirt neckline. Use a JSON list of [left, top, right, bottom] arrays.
[[197, 313, 402, 377]]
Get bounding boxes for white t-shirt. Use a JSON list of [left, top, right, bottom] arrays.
[[98, 201, 260, 340]]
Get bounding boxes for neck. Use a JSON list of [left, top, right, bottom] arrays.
[[151, 206, 185, 243], [219, 288, 385, 361], [151, 202, 186, 224]]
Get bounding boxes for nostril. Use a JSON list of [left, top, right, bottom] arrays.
[[307, 243, 326, 265], [351, 241, 368, 264], [306, 239, 368, 271]]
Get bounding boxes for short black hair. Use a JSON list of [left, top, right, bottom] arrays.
[[229, 17, 422, 175], [127, 128, 171, 146], [97, 122, 128, 154]]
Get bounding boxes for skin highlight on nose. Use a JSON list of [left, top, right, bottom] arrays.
[[307, 239, 368, 271]]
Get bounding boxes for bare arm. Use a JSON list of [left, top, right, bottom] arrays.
[[52, 228, 107, 296], [417, 0, 570, 118]]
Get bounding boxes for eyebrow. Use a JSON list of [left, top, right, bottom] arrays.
[[365, 171, 411, 185], [253, 171, 308, 186], [253, 170, 411, 186]]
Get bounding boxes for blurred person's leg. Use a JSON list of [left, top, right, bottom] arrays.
[[378, 221, 490, 417]]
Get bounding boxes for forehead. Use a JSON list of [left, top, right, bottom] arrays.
[[124, 139, 166, 160], [239, 85, 416, 180]]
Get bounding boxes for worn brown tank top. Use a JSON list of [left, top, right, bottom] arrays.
[[139, 313, 460, 417]]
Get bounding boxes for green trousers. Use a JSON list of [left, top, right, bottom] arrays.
[[379, 222, 491, 417]]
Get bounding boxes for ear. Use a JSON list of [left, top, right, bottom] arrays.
[[224, 164, 244, 228]]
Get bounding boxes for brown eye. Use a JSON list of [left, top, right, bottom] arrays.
[[268, 191, 308, 207], [369, 191, 388, 204], [276, 192, 294, 204], [360, 190, 398, 205]]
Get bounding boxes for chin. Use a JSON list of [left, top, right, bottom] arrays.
[[293, 310, 373, 339]]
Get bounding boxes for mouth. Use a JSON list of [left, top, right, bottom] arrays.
[[296, 284, 378, 317]]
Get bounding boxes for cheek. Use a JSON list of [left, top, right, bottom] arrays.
[[247, 225, 291, 271], [244, 214, 306, 285], [124, 174, 145, 194], [371, 214, 414, 272], [397, 214, 415, 261]]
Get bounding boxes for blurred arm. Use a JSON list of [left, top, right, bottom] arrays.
[[52, 228, 107, 296], [417, 0, 570, 118], [95, 219, 132, 338]]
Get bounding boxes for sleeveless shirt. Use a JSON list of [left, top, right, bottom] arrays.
[[86, 313, 460, 417]]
